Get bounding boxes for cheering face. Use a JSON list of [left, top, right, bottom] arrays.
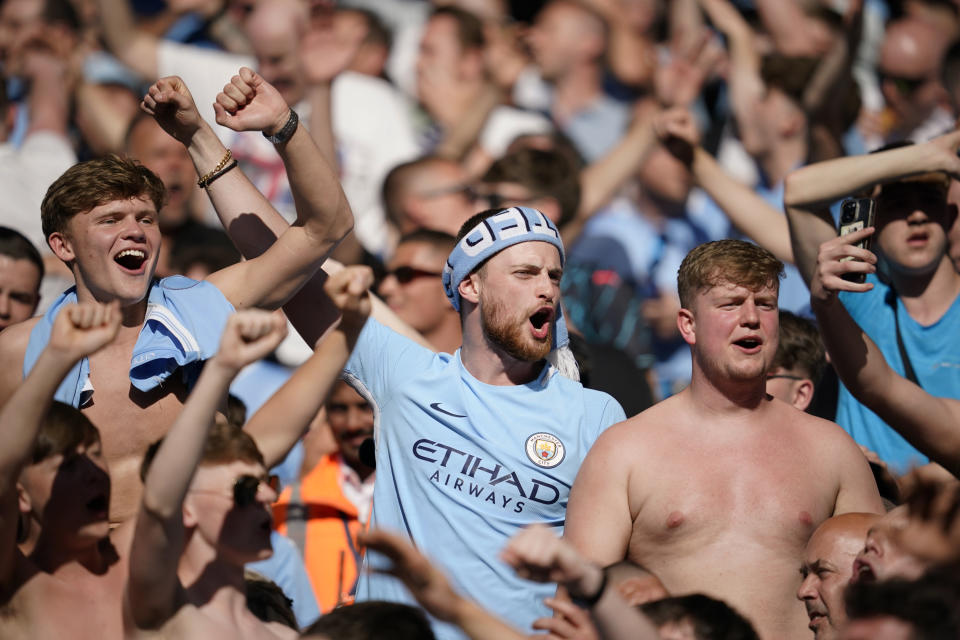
[[186, 460, 276, 565], [475, 242, 562, 363], [850, 508, 928, 584], [20, 440, 112, 546], [49, 197, 161, 308]]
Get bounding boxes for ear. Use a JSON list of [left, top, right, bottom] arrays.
[[16, 482, 31, 517], [458, 272, 482, 306], [47, 231, 75, 264], [182, 495, 199, 529], [780, 109, 806, 139], [677, 308, 696, 346], [459, 49, 485, 81], [792, 378, 815, 412]]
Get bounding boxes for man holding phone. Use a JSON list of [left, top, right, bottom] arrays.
[[784, 132, 960, 472]]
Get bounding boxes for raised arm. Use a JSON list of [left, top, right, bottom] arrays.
[[94, 0, 161, 79], [500, 525, 660, 640], [141, 70, 353, 305], [655, 107, 794, 263], [359, 528, 527, 640], [0, 303, 120, 584], [245, 266, 373, 469], [784, 129, 960, 284], [126, 310, 286, 629], [810, 228, 960, 477]]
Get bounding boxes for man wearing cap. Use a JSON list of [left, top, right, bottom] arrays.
[[341, 206, 625, 639]]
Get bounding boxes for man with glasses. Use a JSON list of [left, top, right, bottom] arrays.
[[379, 229, 461, 353], [382, 156, 476, 236], [765, 311, 825, 412]]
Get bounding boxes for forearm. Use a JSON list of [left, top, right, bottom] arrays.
[[0, 349, 74, 485], [579, 111, 658, 220], [94, 0, 159, 78], [784, 143, 942, 210], [451, 598, 527, 640], [248, 319, 363, 468], [434, 84, 501, 161], [814, 297, 960, 471], [692, 147, 794, 263], [590, 585, 661, 640], [26, 67, 70, 136], [306, 83, 339, 176], [140, 361, 234, 519]]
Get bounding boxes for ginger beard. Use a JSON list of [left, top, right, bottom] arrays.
[[479, 292, 553, 363]]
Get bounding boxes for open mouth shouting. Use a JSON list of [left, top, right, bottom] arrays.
[[733, 335, 763, 354], [850, 557, 876, 583], [114, 248, 149, 274], [529, 306, 555, 341], [85, 492, 110, 519]]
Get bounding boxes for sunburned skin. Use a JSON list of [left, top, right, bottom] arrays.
[[565, 274, 883, 640]]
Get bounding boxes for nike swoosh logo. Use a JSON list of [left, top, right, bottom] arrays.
[[430, 402, 466, 418]]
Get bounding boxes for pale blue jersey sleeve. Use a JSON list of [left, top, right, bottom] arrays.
[[343, 318, 440, 403]]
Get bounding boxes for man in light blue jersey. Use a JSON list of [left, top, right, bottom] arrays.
[[344, 206, 626, 639]]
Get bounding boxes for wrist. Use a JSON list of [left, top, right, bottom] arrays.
[[263, 108, 293, 136], [568, 564, 607, 607]]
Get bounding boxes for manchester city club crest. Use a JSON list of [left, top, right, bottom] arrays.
[[525, 432, 565, 468]]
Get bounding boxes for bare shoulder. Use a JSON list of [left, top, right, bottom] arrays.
[[589, 395, 686, 460], [0, 319, 38, 406]]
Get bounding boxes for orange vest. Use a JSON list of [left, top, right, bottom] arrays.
[[273, 454, 368, 612]]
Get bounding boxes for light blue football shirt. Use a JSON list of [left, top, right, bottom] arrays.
[[344, 319, 625, 639]]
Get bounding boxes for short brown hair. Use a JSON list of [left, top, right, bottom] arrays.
[[140, 421, 265, 482], [677, 240, 784, 309], [32, 402, 100, 464], [41, 155, 166, 242], [774, 311, 826, 384]]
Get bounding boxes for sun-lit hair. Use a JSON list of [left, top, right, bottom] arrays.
[[41, 155, 166, 242], [140, 421, 264, 482], [677, 240, 784, 309], [32, 402, 100, 465]]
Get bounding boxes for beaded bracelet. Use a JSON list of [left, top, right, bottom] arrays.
[[197, 149, 233, 188], [200, 160, 238, 189]]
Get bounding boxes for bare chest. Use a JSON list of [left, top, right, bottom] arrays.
[[2, 571, 123, 640], [628, 431, 837, 556]]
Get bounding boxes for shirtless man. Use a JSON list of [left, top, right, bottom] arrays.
[[0, 300, 123, 639], [565, 239, 883, 640], [0, 68, 353, 525], [125, 308, 292, 639]]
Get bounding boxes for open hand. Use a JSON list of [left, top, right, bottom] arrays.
[[214, 67, 291, 135], [213, 309, 287, 374], [49, 301, 122, 361], [141, 76, 204, 145]]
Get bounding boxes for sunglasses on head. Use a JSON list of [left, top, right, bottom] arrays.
[[385, 266, 443, 284]]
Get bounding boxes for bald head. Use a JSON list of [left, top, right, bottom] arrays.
[[798, 513, 882, 640], [881, 18, 950, 76], [244, 0, 307, 105]]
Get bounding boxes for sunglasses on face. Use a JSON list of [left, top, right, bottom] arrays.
[[385, 266, 443, 284], [878, 70, 929, 96], [194, 474, 278, 508]]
